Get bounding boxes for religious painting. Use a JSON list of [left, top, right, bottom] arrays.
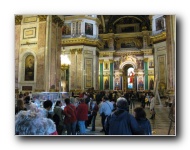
[[128, 67, 135, 89], [137, 59, 144, 69], [62, 23, 71, 35], [137, 76, 144, 90], [25, 55, 34, 81], [104, 76, 109, 90], [114, 77, 120, 90], [149, 60, 154, 68], [104, 62, 109, 70], [149, 76, 154, 90], [156, 17, 164, 31], [114, 60, 120, 70], [23, 27, 36, 39], [85, 22, 93, 35]]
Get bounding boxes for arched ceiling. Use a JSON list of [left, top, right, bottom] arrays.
[[97, 15, 151, 33]]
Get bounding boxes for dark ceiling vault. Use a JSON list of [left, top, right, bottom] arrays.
[[97, 15, 151, 33]]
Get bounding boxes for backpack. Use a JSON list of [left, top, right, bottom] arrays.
[[53, 113, 60, 126]]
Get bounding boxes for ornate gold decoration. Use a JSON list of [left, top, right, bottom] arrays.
[[141, 49, 153, 55], [99, 60, 104, 63], [15, 15, 23, 25], [61, 64, 69, 70], [142, 26, 147, 31], [62, 37, 104, 49], [150, 31, 166, 44], [119, 38, 143, 49], [70, 49, 76, 54], [77, 48, 82, 54], [109, 59, 114, 63], [144, 58, 149, 62], [38, 15, 47, 22], [166, 89, 175, 96], [114, 51, 143, 57], [23, 16, 37, 23]]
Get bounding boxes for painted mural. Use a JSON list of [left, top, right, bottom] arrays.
[[25, 55, 34, 81]]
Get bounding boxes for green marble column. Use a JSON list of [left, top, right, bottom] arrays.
[[109, 60, 113, 90]]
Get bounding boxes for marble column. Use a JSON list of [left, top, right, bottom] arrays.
[[99, 60, 104, 90], [166, 15, 175, 92], [109, 59, 114, 90], [144, 58, 149, 90], [70, 49, 77, 90]]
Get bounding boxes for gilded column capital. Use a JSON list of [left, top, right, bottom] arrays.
[[70, 49, 76, 54], [15, 15, 23, 25], [77, 48, 83, 54], [109, 59, 114, 63], [38, 15, 47, 22], [144, 58, 149, 62], [99, 59, 104, 63]]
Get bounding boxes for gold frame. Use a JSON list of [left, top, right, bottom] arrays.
[[23, 27, 36, 39]]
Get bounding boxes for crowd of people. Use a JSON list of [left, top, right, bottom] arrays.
[[15, 90, 156, 136]]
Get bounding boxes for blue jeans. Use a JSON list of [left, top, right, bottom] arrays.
[[78, 121, 86, 134], [66, 121, 77, 135], [91, 115, 97, 130]]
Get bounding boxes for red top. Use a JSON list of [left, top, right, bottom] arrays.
[[63, 104, 77, 124], [76, 102, 88, 121]]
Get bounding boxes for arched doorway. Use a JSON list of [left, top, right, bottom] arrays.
[[123, 65, 135, 91], [118, 55, 138, 91]]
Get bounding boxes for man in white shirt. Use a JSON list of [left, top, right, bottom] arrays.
[[99, 95, 113, 133]]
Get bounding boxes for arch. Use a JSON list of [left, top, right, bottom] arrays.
[[113, 16, 143, 25], [119, 61, 137, 70], [19, 50, 37, 83], [119, 55, 138, 70]]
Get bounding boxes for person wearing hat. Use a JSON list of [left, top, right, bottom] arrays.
[[104, 97, 141, 135]]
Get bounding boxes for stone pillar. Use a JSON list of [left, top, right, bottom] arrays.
[[144, 58, 149, 90], [166, 15, 175, 92], [99, 60, 104, 90], [70, 49, 77, 90], [15, 15, 22, 90], [37, 15, 47, 91], [76, 48, 83, 90]]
